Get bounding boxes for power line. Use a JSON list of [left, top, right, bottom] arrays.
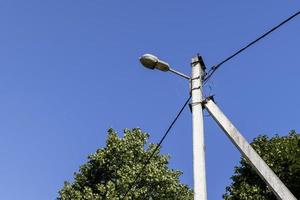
[[120, 95, 191, 200], [204, 10, 300, 84]]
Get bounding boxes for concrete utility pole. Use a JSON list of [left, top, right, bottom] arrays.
[[139, 53, 297, 200], [191, 56, 207, 200], [203, 98, 297, 200]]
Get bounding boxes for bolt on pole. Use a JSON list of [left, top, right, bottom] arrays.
[[191, 55, 207, 200]]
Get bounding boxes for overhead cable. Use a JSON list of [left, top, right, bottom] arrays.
[[204, 10, 300, 84]]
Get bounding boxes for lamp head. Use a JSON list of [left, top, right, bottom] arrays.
[[139, 54, 170, 72]]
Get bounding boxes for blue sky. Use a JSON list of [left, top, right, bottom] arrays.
[[0, 1, 300, 199]]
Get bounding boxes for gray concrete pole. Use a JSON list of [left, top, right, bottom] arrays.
[[203, 98, 297, 200], [191, 56, 207, 200]]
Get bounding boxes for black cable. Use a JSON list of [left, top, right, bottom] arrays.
[[204, 10, 300, 84], [120, 95, 191, 200]]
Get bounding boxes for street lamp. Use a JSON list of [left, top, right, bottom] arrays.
[[139, 54, 191, 80], [140, 53, 207, 200]]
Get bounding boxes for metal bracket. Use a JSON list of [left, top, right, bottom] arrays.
[[191, 75, 201, 81], [188, 95, 214, 112], [191, 86, 201, 91], [201, 95, 215, 105]]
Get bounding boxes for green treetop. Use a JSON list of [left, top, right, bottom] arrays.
[[57, 128, 193, 200]]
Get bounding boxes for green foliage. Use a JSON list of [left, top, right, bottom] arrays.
[[57, 128, 193, 200], [223, 131, 300, 200]]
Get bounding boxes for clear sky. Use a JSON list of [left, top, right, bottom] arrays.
[[0, 1, 300, 199]]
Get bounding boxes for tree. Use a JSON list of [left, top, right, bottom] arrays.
[[57, 128, 193, 200], [223, 131, 300, 200]]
